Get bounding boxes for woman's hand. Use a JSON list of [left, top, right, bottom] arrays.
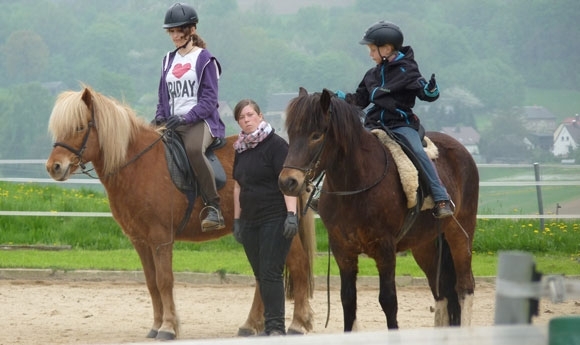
[[283, 212, 298, 239]]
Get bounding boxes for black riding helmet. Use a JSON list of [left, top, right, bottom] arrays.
[[359, 21, 404, 50], [163, 3, 198, 29]]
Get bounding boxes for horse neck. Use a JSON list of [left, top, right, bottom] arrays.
[[323, 129, 383, 190], [97, 126, 164, 188]]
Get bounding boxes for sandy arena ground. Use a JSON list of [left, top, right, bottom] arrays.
[[1, 276, 578, 345]]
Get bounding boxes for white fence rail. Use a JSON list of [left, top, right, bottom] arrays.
[[2, 160, 580, 220]]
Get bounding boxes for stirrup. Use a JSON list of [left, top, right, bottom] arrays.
[[200, 205, 225, 232]]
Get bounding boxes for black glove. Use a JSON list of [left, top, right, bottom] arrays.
[[233, 219, 242, 243], [151, 117, 164, 126], [426, 74, 437, 93], [283, 212, 298, 239], [166, 115, 185, 130]]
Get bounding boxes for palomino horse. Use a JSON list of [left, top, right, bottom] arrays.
[[45, 86, 315, 340], [278, 88, 478, 331]]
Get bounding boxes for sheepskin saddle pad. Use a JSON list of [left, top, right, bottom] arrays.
[[371, 129, 437, 210]]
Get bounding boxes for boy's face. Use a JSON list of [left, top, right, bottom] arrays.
[[367, 44, 394, 64]]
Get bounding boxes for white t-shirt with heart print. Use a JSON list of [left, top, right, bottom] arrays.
[[165, 49, 203, 117]]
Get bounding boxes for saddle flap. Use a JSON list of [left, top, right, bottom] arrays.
[[162, 131, 227, 193]]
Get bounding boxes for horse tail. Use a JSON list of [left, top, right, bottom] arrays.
[[285, 191, 316, 299], [437, 234, 461, 325]]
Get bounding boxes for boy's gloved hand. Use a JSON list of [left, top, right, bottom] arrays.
[[426, 74, 437, 93]]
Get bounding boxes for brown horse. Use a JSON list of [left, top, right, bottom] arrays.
[[278, 88, 478, 331], [45, 86, 315, 340]]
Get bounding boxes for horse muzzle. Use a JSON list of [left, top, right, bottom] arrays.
[[46, 157, 73, 181], [278, 168, 306, 196]]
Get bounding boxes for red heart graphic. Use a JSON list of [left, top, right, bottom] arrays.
[[172, 63, 191, 79]]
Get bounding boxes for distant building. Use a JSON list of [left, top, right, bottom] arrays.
[[519, 105, 557, 151], [553, 115, 580, 157]]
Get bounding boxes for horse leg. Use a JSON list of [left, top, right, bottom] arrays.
[[237, 281, 264, 336], [374, 248, 399, 329], [411, 233, 473, 327], [444, 227, 475, 326], [335, 253, 359, 332], [284, 235, 314, 334], [131, 240, 164, 338], [411, 239, 451, 326], [150, 243, 179, 340]]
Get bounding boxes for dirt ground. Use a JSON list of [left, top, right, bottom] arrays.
[[1, 277, 578, 345]]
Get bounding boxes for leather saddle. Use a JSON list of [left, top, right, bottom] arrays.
[[162, 130, 227, 232]]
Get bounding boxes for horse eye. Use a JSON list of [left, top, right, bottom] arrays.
[[76, 125, 85, 132], [310, 132, 323, 142]]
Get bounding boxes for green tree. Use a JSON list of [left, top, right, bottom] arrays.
[[442, 58, 525, 111], [421, 87, 483, 130], [0, 83, 54, 159], [1, 31, 50, 83], [479, 108, 532, 163]]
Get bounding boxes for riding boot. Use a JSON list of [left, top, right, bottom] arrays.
[[201, 204, 225, 232], [433, 200, 453, 219]]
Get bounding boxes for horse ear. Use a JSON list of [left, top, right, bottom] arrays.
[[320, 89, 331, 113], [81, 87, 93, 109], [298, 87, 308, 96]]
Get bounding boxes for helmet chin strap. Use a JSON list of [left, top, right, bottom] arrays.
[[174, 36, 193, 52], [380, 50, 398, 62]]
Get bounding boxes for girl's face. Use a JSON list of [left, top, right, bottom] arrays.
[[167, 27, 193, 48], [368, 44, 394, 64], [237, 105, 263, 134]]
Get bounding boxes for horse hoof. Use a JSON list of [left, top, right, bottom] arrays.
[[146, 329, 158, 338], [287, 328, 304, 335], [156, 331, 176, 340], [237, 328, 256, 337]]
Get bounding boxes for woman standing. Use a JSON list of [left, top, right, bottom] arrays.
[[232, 99, 299, 336], [154, 3, 225, 231]]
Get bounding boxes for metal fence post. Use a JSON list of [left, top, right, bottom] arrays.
[[533, 162, 545, 231]]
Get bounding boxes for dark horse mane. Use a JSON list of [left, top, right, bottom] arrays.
[[285, 89, 366, 160]]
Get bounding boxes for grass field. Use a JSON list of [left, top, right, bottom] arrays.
[[1, 165, 579, 278], [478, 164, 580, 215]]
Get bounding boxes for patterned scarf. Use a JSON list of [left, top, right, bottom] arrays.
[[233, 121, 273, 153]]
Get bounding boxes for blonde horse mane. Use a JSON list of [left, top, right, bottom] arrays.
[[48, 85, 149, 175]]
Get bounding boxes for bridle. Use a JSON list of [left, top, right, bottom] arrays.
[[52, 101, 164, 179], [52, 105, 95, 175], [282, 102, 389, 213]]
